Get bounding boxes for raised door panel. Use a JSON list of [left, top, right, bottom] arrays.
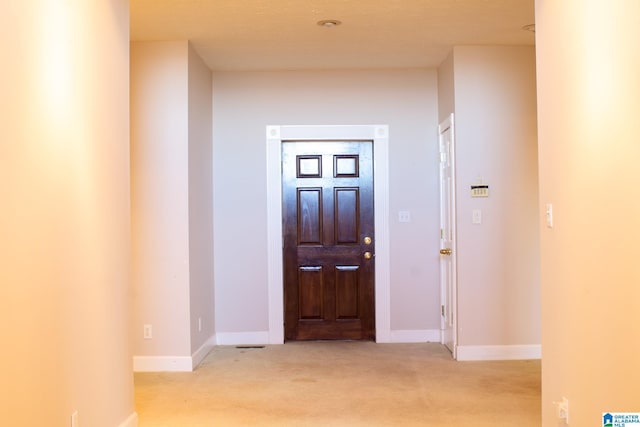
[[298, 266, 323, 319], [297, 188, 322, 245], [335, 188, 359, 244], [335, 266, 359, 319]]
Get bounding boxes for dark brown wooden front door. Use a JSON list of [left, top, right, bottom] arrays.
[[282, 141, 375, 341]]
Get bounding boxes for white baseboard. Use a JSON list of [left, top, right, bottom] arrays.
[[216, 331, 270, 346], [133, 355, 193, 372], [118, 412, 138, 427], [213, 330, 442, 345], [191, 335, 216, 369], [389, 329, 441, 343], [133, 334, 217, 372], [456, 344, 541, 361]]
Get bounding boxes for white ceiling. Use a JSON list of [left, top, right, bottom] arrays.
[[130, 0, 535, 71]]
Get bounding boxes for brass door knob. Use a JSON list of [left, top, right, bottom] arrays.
[[439, 248, 452, 255], [364, 252, 373, 260], [363, 236, 372, 245]]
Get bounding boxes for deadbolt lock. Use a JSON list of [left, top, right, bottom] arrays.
[[363, 236, 372, 245]]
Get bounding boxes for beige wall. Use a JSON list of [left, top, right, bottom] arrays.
[[212, 69, 442, 335], [437, 51, 455, 122], [437, 47, 540, 355], [131, 40, 214, 363], [131, 41, 192, 357], [0, 1, 135, 426], [132, 47, 539, 358], [188, 43, 215, 354], [536, 0, 640, 425], [450, 46, 540, 350]]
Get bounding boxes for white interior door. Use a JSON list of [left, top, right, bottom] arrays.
[[438, 114, 457, 358]]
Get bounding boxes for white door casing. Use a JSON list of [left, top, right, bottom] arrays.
[[266, 125, 390, 343]]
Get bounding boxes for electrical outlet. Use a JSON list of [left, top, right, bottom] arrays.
[[554, 397, 569, 424], [143, 324, 152, 339], [398, 211, 411, 223], [71, 411, 78, 427]]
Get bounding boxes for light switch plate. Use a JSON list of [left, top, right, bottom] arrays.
[[546, 204, 553, 228], [472, 209, 482, 224]]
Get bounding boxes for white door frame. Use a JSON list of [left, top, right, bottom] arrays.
[[438, 114, 458, 358], [266, 125, 390, 343]]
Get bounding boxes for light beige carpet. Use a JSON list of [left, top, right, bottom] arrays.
[[135, 342, 540, 426]]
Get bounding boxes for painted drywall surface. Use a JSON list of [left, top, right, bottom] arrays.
[[187, 43, 215, 353], [437, 51, 455, 123], [212, 69, 441, 334], [0, 1, 135, 426], [535, 1, 640, 425], [131, 41, 191, 356], [452, 46, 540, 347]]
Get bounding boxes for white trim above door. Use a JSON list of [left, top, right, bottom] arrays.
[[266, 125, 390, 343]]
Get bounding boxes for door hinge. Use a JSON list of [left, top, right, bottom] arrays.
[[441, 305, 445, 316]]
